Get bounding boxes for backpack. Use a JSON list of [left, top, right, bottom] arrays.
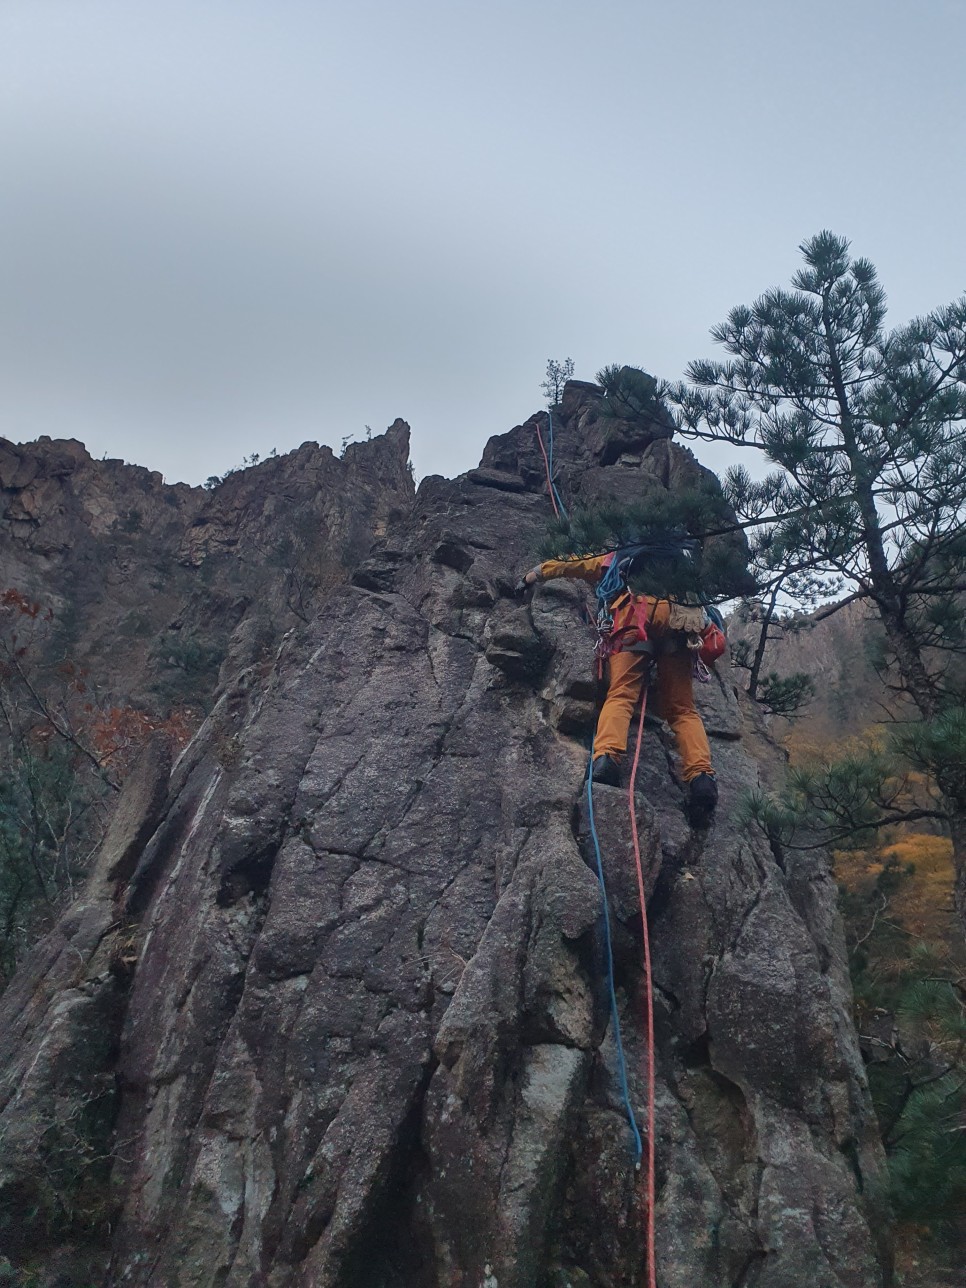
[[698, 605, 726, 665]]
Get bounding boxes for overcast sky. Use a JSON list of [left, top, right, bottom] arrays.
[[2, 0, 965, 486]]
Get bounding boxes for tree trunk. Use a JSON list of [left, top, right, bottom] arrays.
[[821, 293, 939, 721], [947, 803, 966, 935], [876, 602, 940, 719], [747, 587, 780, 701]]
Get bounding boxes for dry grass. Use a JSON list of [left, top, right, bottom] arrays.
[[835, 833, 960, 966]]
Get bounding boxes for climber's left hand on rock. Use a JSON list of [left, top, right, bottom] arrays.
[[513, 567, 542, 599]]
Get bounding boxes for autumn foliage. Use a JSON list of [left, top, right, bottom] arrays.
[[833, 834, 966, 1257], [1, 587, 193, 783], [0, 587, 196, 977], [836, 834, 960, 964]]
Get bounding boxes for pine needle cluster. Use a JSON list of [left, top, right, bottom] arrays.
[[538, 488, 750, 602], [595, 364, 666, 422]]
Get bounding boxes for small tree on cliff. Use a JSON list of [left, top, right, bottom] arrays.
[[669, 231, 966, 924], [540, 357, 574, 407], [728, 561, 829, 717], [730, 619, 816, 719], [595, 364, 665, 423]]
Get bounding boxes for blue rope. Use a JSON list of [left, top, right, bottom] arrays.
[[546, 410, 569, 520], [586, 745, 643, 1163], [595, 552, 628, 608]]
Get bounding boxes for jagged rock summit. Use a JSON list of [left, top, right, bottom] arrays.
[[0, 423, 414, 709], [0, 386, 890, 1286]]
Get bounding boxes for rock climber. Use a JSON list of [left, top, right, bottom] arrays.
[[519, 553, 719, 823]]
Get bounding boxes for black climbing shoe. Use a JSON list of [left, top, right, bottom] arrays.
[[687, 772, 718, 824], [589, 755, 621, 787]]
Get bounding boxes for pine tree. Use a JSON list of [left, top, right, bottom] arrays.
[[539, 484, 752, 604], [540, 357, 574, 407], [670, 232, 966, 927], [595, 364, 663, 422], [835, 857, 966, 1252], [729, 570, 825, 715]]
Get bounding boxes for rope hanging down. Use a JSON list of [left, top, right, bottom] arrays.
[[534, 411, 569, 520], [628, 695, 658, 1288], [536, 404, 656, 1284], [587, 693, 658, 1288], [586, 749, 643, 1164]]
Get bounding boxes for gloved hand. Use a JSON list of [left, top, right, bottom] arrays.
[[512, 567, 541, 600]]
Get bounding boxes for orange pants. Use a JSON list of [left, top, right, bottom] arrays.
[[593, 599, 713, 782]]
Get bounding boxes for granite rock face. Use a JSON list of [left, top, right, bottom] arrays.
[[0, 386, 890, 1285]]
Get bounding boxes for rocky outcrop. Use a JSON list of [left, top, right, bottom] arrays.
[[0, 386, 890, 1285], [0, 735, 172, 1278], [0, 424, 414, 710]]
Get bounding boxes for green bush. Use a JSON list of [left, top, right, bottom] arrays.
[[0, 743, 100, 981], [149, 632, 225, 712], [595, 364, 664, 422]]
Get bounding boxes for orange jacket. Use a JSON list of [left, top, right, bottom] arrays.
[[537, 554, 609, 583]]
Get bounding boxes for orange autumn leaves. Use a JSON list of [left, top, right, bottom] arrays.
[[836, 834, 960, 967], [1, 587, 194, 783]]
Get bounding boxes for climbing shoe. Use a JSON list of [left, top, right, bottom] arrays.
[[687, 772, 718, 824], [589, 755, 621, 787]]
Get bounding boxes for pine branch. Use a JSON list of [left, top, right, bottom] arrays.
[[1, 648, 111, 782], [811, 589, 870, 621]]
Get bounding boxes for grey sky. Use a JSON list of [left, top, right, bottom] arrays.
[[2, 0, 965, 486]]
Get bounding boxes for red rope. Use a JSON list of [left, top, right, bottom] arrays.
[[628, 688, 657, 1288], [533, 421, 561, 518]]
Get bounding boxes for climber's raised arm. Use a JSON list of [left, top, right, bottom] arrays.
[[521, 553, 609, 588]]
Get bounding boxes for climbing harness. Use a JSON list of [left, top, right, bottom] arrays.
[[593, 589, 650, 666], [534, 411, 569, 521], [587, 694, 658, 1288], [591, 548, 655, 666]]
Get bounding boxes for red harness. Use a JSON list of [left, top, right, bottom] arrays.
[[593, 591, 650, 663]]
